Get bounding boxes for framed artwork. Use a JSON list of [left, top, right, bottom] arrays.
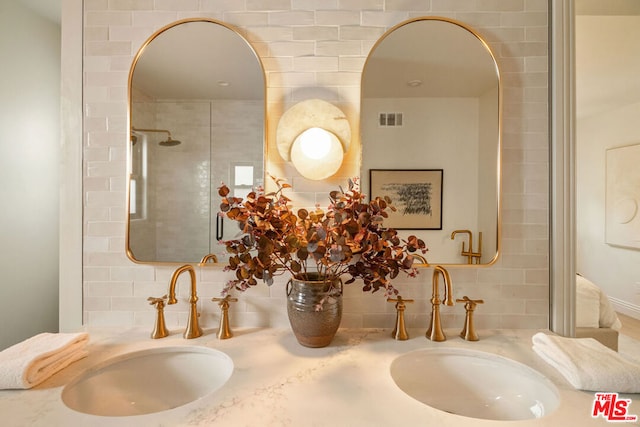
[[369, 169, 443, 230], [605, 143, 640, 250]]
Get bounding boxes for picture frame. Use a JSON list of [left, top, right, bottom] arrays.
[[369, 169, 443, 230]]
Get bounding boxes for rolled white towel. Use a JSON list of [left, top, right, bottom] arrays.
[[532, 332, 640, 393], [0, 332, 89, 389]]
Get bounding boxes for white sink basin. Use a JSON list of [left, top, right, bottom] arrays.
[[390, 348, 559, 421], [62, 346, 233, 417]]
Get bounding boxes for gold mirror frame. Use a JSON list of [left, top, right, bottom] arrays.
[[360, 16, 502, 267], [126, 18, 267, 265]]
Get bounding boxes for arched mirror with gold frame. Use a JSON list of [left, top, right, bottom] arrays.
[[360, 17, 501, 266], [127, 18, 266, 264]]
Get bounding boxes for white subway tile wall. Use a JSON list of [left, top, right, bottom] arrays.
[[83, 1, 549, 330]]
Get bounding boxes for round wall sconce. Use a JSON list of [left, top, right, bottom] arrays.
[[276, 99, 351, 180]]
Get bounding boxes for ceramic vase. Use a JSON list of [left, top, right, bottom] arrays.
[[286, 273, 342, 348]]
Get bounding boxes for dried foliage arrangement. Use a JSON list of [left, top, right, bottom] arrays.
[[218, 175, 427, 297]]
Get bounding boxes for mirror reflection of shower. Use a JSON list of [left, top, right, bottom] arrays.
[[131, 127, 182, 146]]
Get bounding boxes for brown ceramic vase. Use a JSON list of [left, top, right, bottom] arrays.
[[286, 273, 342, 348]]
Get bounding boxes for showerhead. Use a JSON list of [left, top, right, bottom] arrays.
[[131, 127, 182, 147], [159, 136, 181, 147]]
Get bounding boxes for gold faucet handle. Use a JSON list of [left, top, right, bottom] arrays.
[[148, 295, 168, 307], [388, 296, 413, 341], [212, 295, 237, 340], [456, 296, 484, 309], [457, 296, 483, 341], [212, 295, 238, 306], [147, 295, 169, 339], [387, 296, 415, 306]]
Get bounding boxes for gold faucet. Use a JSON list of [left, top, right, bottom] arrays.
[[199, 253, 218, 265], [388, 296, 414, 340], [212, 295, 238, 339], [426, 266, 454, 342], [451, 230, 483, 264], [167, 264, 203, 339], [411, 253, 429, 267], [147, 295, 169, 339], [456, 296, 484, 341]]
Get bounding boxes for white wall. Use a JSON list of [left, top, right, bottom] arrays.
[[576, 102, 640, 317], [0, 2, 60, 349]]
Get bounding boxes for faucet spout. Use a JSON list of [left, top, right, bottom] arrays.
[[451, 229, 473, 264], [411, 253, 429, 266], [450, 229, 471, 241], [199, 253, 218, 265], [426, 265, 454, 342], [167, 264, 203, 339], [451, 229, 482, 264]]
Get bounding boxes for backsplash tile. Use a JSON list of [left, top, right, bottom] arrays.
[[82, 2, 549, 330]]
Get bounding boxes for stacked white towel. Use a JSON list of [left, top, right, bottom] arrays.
[[0, 332, 89, 389], [532, 332, 640, 393]]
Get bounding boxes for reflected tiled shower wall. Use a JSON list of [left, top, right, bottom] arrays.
[[130, 100, 263, 261], [83, 1, 550, 331]]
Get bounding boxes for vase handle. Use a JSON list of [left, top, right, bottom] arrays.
[[286, 279, 293, 296]]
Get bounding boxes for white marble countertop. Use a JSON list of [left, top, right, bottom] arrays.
[[1, 327, 638, 426]]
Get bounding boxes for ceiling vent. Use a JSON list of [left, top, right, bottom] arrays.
[[378, 112, 403, 127]]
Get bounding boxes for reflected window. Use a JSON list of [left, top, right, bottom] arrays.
[[233, 164, 254, 199], [129, 134, 147, 220]]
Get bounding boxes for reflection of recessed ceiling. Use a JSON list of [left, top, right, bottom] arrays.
[[363, 19, 497, 99], [132, 21, 263, 101]]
